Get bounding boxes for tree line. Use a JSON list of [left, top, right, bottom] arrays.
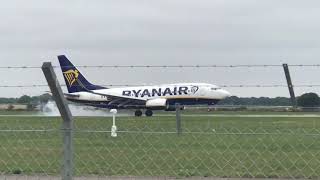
[[0, 94, 52, 105], [218, 93, 320, 107], [0, 92, 319, 108]]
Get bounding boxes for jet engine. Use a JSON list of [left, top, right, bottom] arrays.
[[146, 98, 183, 111], [146, 98, 167, 109]]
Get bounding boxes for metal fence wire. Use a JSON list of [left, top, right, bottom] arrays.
[[0, 62, 320, 180], [0, 113, 320, 179], [74, 114, 320, 178]]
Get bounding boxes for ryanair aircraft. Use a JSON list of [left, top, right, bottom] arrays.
[[58, 55, 231, 116]]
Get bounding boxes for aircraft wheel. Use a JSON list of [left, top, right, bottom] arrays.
[[134, 110, 143, 117], [145, 109, 153, 117]]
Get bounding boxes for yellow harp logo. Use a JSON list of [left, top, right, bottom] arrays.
[[63, 69, 79, 86]]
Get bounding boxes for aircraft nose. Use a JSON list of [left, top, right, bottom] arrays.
[[220, 89, 231, 98]]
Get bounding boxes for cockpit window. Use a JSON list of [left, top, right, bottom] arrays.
[[210, 87, 221, 91], [211, 87, 221, 90]]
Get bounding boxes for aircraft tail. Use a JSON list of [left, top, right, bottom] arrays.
[[58, 55, 106, 93]]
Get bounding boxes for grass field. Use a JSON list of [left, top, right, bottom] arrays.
[[0, 111, 319, 178]]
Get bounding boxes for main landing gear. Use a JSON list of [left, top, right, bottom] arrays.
[[134, 109, 153, 117], [134, 110, 143, 117], [145, 109, 153, 117]]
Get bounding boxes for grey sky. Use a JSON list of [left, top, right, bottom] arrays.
[[0, 0, 320, 97]]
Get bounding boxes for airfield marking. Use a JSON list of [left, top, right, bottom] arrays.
[[159, 114, 320, 118]]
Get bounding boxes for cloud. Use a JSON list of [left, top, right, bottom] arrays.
[[0, 0, 319, 97]]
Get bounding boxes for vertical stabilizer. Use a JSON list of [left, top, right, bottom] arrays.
[[58, 55, 106, 93]]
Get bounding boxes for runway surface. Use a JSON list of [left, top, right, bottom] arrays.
[[0, 114, 319, 118]]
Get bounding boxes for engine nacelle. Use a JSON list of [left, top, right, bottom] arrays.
[[146, 98, 167, 109], [146, 99, 184, 111]]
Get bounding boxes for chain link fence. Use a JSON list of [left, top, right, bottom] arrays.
[[0, 115, 61, 179], [0, 112, 319, 179], [0, 62, 319, 179]]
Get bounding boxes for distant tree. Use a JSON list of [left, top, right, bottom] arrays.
[[39, 93, 52, 104], [30, 96, 40, 104], [17, 95, 32, 104], [273, 97, 292, 106], [218, 96, 292, 106], [297, 93, 320, 107], [0, 98, 18, 104], [38, 93, 52, 111]]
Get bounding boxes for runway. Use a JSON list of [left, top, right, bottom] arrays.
[[0, 114, 319, 118], [158, 114, 320, 118]]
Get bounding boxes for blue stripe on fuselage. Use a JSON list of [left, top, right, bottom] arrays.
[[67, 98, 219, 109]]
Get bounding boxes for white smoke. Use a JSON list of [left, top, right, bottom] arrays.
[[39, 101, 130, 117]]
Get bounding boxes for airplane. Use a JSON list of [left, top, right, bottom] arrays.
[[58, 55, 231, 116]]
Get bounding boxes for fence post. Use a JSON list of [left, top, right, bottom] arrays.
[[283, 64, 297, 108], [42, 62, 74, 180], [175, 103, 182, 135]]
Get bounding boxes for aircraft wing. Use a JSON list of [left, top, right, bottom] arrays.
[[88, 91, 147, 108], [64, 93, 80, 98]]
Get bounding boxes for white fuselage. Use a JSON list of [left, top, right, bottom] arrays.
[[66, 83, 231, 109]]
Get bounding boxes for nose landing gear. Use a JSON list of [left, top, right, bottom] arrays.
[[134, 110, 143, 117]]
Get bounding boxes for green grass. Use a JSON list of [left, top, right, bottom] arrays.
[[0, 113, 320, 178], [0, 110, 39, 115]]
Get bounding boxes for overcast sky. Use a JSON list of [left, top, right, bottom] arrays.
[[0, 0, 320, 97]]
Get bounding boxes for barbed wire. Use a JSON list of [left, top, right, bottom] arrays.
[[1, 64, 320, 69], [0, 84, 320, 88], [222, 84, 320, 87]]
